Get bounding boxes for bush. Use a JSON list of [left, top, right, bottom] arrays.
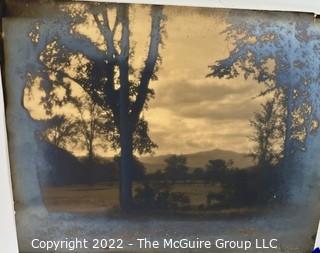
[[217, 165, 282, 207], [134, 183, 191, 210]]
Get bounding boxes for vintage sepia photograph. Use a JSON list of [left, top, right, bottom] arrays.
[[2, 0, 320, 252]]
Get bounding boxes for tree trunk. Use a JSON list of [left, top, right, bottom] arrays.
[[118, 63, 134, 211], [119, 68, 134, 211], [118, 12, 133, 210], [119, 125, 134, 211], [88, 139, 94, 162]]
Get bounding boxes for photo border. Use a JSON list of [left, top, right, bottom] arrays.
[[0, 67, 19, 253], [84, 0, 320, 14]]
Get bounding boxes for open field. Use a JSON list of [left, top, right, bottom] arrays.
[[43, 183, 120, 213], [43, 182, 223, 213]]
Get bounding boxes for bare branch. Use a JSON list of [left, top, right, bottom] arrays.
[[117, 5, 132, 134], [91, 9, 122, 126], [118, 5, 130, 59], [111, 12, 120, 34], [92, 12, 118, 59], [131, 5, 164, 125]]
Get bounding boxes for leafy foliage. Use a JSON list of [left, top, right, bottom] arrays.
[[208, 11, 320, 153], [25, 3, 165, 157]]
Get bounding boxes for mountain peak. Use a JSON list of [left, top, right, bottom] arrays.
[[140, 149, 254, 172]]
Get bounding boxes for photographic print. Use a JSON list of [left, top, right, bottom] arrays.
[[2, 0, 320, 252]]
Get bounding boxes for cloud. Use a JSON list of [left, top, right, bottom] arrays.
[[154, 79, 249, 104], [149, 78, 265, 121], [145, 107, 256, 155], [175, 98, 259, 120], [137, 8, 268, 155]]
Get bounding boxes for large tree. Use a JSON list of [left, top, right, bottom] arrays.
[[208, 12, 320, 153], [26, 3, 165, 210], [207, 10, 320, 202]]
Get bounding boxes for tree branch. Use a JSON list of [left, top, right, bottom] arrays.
[[131, 6, 164, 125], [118, 5, 132, 132], [91, 9, 122, 127], [92, 12, 118, 60], [52, 67, 107, 110]]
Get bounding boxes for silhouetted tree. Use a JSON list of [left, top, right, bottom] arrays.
[[205, 159, 228, 183], [26, 3, 165, 210], [41, 94, 114, 160], [114, 155, 146, 181], [73, 95, 114, 161], [192, 167, 205, 180], [164, 155, 189, 182], [207, 12, 320, 201], [249, 99, 283, 166], [42, 115, 78, 149], [207, 11, 320, 165]]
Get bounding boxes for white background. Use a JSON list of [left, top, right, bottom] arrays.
[[0, 68, 19, 252], [1, 1, 320, 252]]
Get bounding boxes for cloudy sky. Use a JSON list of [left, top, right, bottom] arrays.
[[142, 6, 266, 155], [24, 4, 267, 157]]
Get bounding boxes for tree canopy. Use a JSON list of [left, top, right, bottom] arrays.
[[24, 3, 167, 156], [208, 11, 320, 155], [24, 2, 166, 210]]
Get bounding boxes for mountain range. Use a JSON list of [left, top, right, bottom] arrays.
[[139, 149, 254, 172]]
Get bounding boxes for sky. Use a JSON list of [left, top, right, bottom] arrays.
[[24, 4, 268, 157], [142, 6, 266, 155]]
